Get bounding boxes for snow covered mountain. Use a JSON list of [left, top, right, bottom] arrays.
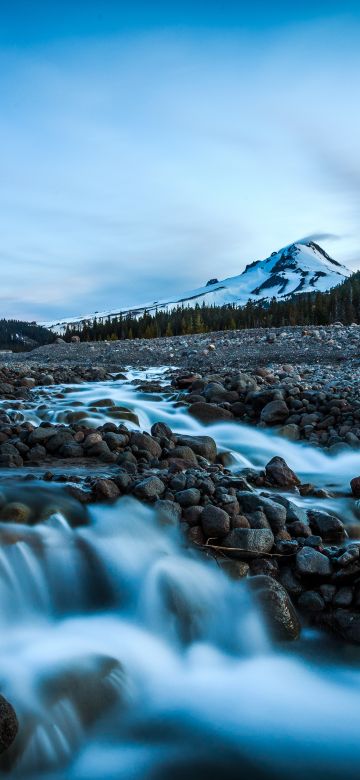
[[41, 241, 351, 333]]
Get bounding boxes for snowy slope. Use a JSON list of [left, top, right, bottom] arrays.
[[41, 241, 351, 333]]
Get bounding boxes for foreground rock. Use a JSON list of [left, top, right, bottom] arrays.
[[249, 575, 301, 641], [0, 696, 18, 753]]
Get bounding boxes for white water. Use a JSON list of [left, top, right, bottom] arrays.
[[1, 369, 360, 778]]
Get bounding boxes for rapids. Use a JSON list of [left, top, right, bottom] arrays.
[[0, 368, 360, 779]]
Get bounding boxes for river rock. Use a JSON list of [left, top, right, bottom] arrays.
[[188, 402, 233, 424], [175, 488, 201, 507], [28, 426, 58, 445], [201, 505, 230, 538], [133, 476, 165, 500], [130, 432, 162, 458], [260, 399, 289, 425], [174, 434, 217, 462], [249, 574, 301, 640], [296, 546, 332, 577], [0, 695, 18, 753], [350, 476, 360, 498], [154, 499, 182, 526], [265, 456, 301, 487], [308, 510, 346, 542], [0, 502, 32, 524], [222, 527, 274, 557], [94, 479, 121, 501], [237, 492, 286, 532], [218, 559, 250, 579]]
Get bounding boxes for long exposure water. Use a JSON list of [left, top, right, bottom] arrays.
[[1, 369, 360, 778]]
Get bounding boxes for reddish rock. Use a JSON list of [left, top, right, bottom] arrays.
[[350, 477, 360, 497], [265, 456, 301, 488]]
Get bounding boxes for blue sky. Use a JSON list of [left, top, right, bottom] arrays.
[[0, 1, 359, 320]]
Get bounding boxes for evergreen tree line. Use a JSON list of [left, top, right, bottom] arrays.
[[64, 272, 360, 342], [0, 320, 54, 352]]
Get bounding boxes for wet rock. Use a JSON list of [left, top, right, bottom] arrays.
[[222, 527, 274, 558], [201, 505, 231, 538], [28, 426, 58, 445], [332, 609, 360, 643], [130, 432, 162, 458], [154, 499, 182, 526], [59, 442, 84, 458], [217, 559, 249, 579], [188, 402, 233, 424], [265, 456, 301, 488], [175, 488, 201, 508], [279, 566, 303, 597], [169, 446, 198, 465], [151, 422, 173, 439], [249, 574, 300, 640], [28, 444, 47, 461], [174, 434, 217, 462], [45, 429, 74, 452], [0, 443, 23, 467], [133, 476, 165, 501], [298, 590, 325, 612], [0, 502, 32, 524], [237, 492, 286, 532], [94, 479, 121, 501], [333, 586, 353, 607], [278, 423, 300, 441], [260, 399, 289, 425], [350, 476, 360, 498], [83, 432, 103, 450], [0, 695, 18, 753], [296, 546, 332, 577], [182, 505, 204, 526], [308, 510, 346, 542]]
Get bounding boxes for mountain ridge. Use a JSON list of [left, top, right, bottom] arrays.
[[41, 240, 351, 333]]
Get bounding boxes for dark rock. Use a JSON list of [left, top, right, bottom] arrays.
[[130, 432, 162, 458], [296, 547, 332, 577], [133, 476, 165, 501], [0, 695, 18, 753], [94, 479, 121, 501], [222, 527, 274, 557], [248, 574, 301, 640], [218, 559, 249, 579], [28, 426, 58, 445], [260, 399, 289, 425], [350, 476, 360, 498], [174, 434, 217, 462], [59, 442, 84, 458], [298, 590, 325, 612], [175, 488, 201, 508], [183, 505, 204, 526], [237, 492, 286, 531], [151, 422, 173, 439], [188, 402, 233, 424], [201, 505, 230, 538], [154, 499, 182, 526], [333, 609, 360, 643], [265, 456, 301, 487], [169, 446, 198, 465], [308, 510, 346, 541], [333, 586, 353, 607]]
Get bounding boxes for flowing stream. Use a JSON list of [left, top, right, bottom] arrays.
[[1, 368, 360, 779]]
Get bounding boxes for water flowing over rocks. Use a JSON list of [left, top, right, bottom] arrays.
[[1, 333, 360, 774]]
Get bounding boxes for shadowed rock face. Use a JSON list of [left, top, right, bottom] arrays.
[[0, 695, 18, 753]]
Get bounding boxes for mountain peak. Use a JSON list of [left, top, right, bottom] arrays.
[[41, 240, 351, 333]]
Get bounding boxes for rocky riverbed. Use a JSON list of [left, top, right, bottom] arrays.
[[1, 332, 360, 776]]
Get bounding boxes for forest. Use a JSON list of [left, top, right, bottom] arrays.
[[64, 271, 360, 342], [0, 320, 54, 351]]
